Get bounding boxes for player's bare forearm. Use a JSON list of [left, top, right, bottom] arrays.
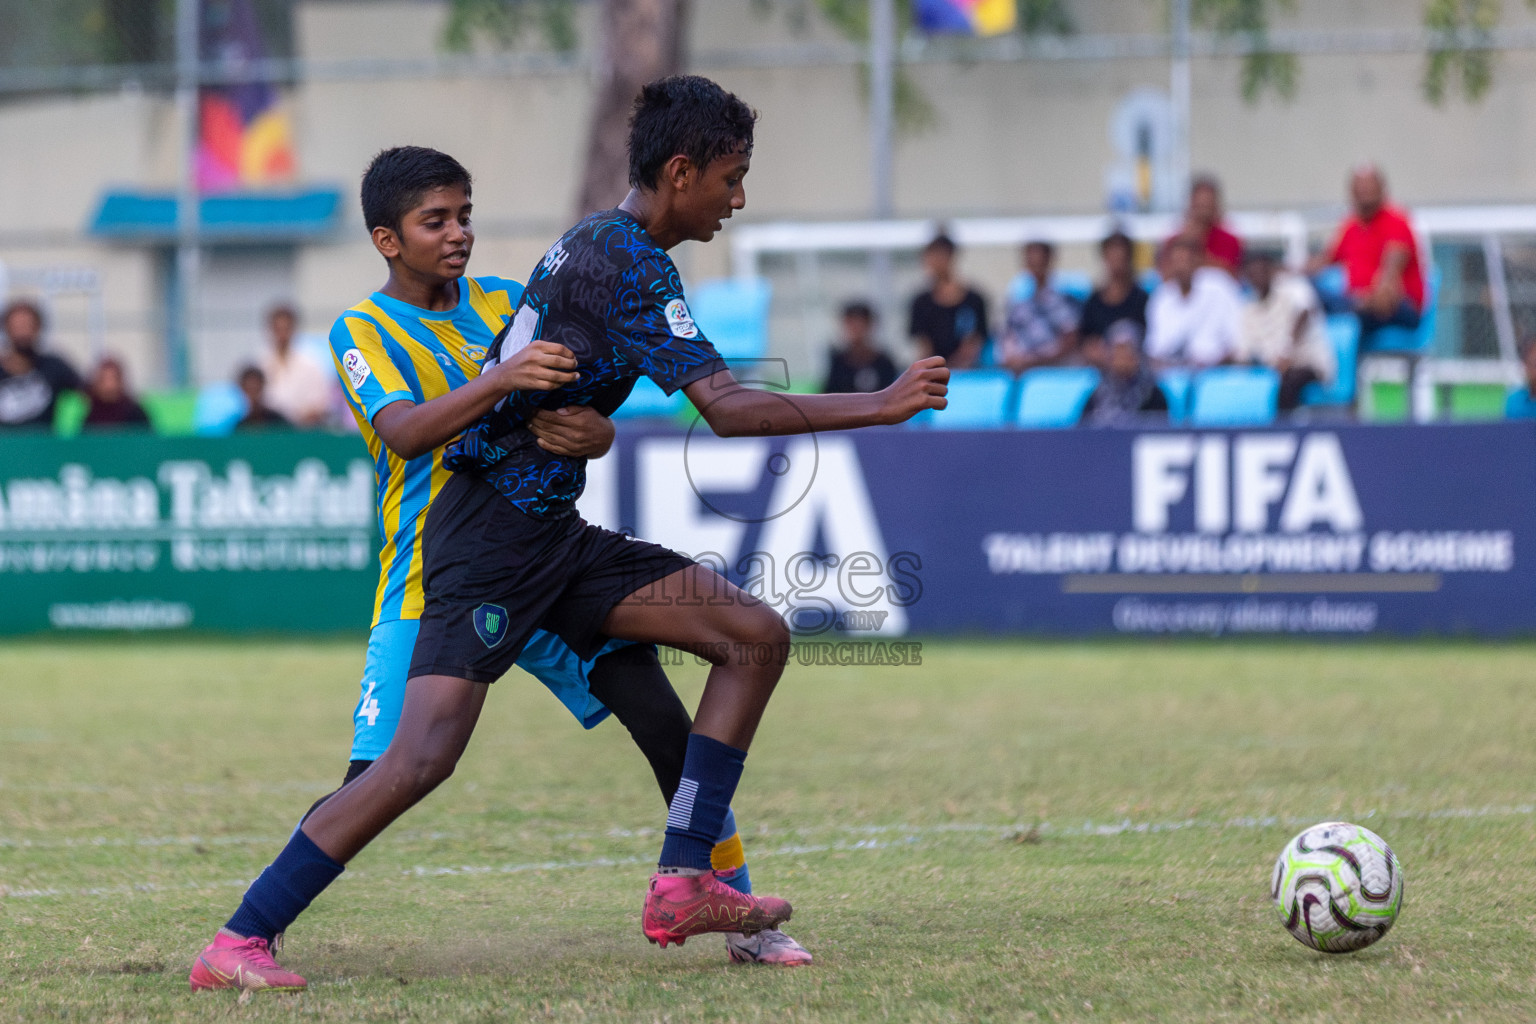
[[371, 341, 577, 460], [371, 374, 521, 461], [693, 384, 885, 436], [685, 359, 949, 437]]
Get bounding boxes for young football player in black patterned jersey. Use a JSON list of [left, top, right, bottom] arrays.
[[192, 75, 948, 983]]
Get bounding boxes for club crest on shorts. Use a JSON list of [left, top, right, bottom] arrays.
[[473, 603, 509, 648]]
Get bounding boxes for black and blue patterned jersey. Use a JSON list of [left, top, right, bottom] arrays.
[[444, 209, 726, 519]]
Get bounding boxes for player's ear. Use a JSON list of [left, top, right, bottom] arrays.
[[371, 226, 400, 260], [664, 154, 693, 193]]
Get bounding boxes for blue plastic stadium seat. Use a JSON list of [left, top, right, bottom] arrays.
[[1301, 315, 1361, 407], [1139, 269, 1163, 295], [192, 381, 247, 436], [1006, 272, 1030, 304], [687, 277, 771, 362], [1052, 271, 1092, 304], [1312, 265, 1347, 306], [911, 369, 1014, 429], [1506, 387, 1536, 419], [1189, 366, 1280, 427], [1007, 271, 1092, 305], [612, 376, 686, 420], [1157, 369, 1193, 425], [1015, 367, 1101, 428], [1364, 268, 1439, 355]]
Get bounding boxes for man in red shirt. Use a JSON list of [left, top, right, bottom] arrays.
[[1164, 174, 1243, 276], [1310, 164, 1425, 340]]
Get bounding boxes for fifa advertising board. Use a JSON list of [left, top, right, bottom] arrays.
[[0, 432, 379, 634], [2, 423, 1532, 637], [579, 421, 1536, 639]]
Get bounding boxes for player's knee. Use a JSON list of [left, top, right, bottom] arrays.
[[727, 604, 791, 664], [754, 606, 793, 655], [394, 742, 461, 795], [422, 744, 463, 789]]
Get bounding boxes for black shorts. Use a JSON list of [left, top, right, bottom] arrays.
[[409, 472, 694, 684]]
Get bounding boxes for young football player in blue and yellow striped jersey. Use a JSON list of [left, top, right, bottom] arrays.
[[190, 147, 806, 996]]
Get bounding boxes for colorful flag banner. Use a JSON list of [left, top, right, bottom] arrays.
[[198, 0, 295, 191], [913, 0, 1018, 37]]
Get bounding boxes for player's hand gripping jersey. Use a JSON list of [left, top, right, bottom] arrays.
[[445, 210, 725, 518], [327, 275, 639, 740]]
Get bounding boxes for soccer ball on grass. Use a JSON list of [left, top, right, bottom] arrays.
[[1271, 821, 1403, 953]]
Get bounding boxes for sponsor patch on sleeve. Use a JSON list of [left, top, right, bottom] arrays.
[[342, 348, 372, 390], [664, 298, 699, 339]]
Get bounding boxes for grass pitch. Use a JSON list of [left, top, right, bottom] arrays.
[[4, 639, 1536, 1022]]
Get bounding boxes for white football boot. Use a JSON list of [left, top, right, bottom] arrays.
[[724, 927, 813, 965]]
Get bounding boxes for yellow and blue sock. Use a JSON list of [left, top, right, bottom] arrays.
[[711, 809, 752, 894]]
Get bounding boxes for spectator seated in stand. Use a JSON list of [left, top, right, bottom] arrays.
[[0, 298, 83, 429], [908, 231, 989, 370], [822, 300, 897, 394], [261, 303, 333, 428], [1079, 321, 1168, 426], [1145, 235, 1241, 370], [1078, 230, 1149, 370], [1505, 339, 1536, 419], [1235, 250, 1336, 412], [235, 365, 291, 430], [999, 240, 1079, 373], [1307, 164, 1426, 347], [1164, 173, 1244, 276], [82, 356, 150, 428]]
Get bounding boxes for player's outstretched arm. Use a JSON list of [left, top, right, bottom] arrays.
[[371, 341, 579, 460], [683, 356, 949, 438]]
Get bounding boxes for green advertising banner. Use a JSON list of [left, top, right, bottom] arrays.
[[0, 432, 381, 634]]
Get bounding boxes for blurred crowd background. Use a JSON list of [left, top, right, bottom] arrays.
[[7, 0, 1536, 433]]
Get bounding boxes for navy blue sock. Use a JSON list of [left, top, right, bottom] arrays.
[[659, 734, 747, 871], [225, 829, 345, 942]]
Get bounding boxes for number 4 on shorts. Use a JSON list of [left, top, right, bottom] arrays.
[[358, 679, 381, 727]]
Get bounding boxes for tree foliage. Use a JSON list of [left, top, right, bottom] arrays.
[[437, 0, 1536, 115], [1198, 0, 1536, 105], [748, 0, 1071, 132], [441, 0, 578, 53], [1423, 0, 1499, 102], [1193, 0, 1297, 102], [0, 0, 294, 74]]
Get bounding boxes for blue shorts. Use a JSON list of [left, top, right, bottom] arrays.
[[351, 619, 628, 761]]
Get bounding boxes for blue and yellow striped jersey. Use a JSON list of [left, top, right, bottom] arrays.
[[329, 275, 523, 627]]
